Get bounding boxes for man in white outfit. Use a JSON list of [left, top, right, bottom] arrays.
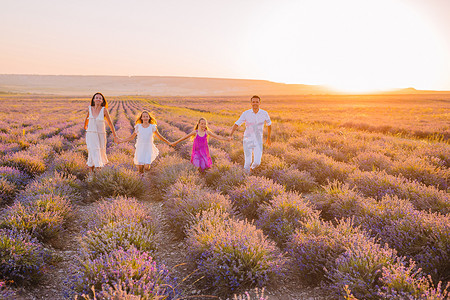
[[230, 95, 272, 172]]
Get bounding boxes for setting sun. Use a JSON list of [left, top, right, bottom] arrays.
[[245, 0, 447, 93], [1, 0, 449, 92]]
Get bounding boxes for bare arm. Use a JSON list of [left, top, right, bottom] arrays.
[[84, 112, 89, 130], [229, 124, 239, 136], [207, 130, 228, 141], [155, 130, 173, 145], [266, 124, 272, 146], [172, 131, 196, 146], [121, 132, 137, 143], [104, 109, 118, 142]]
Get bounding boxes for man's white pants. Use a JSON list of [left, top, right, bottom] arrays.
[[243, 138, 263, 171]]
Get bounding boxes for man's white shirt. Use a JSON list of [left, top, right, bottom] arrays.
[[235, 109, 271, 144]]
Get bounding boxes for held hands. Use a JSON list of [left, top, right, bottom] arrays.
[[113, 136, 120, 144]]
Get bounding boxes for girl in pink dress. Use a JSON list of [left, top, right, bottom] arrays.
[[171, 118, 229, 172]]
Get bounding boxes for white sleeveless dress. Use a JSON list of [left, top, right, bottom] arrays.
[[134, 123, 159, 165], [86, 106, 108, 167]]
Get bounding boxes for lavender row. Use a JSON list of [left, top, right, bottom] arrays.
[[149, 153, 282, 296], [152, 146, 449, 298], [310, 181, 450, 282], [67, 196, 177, 299], [0, 169, 83, 285]]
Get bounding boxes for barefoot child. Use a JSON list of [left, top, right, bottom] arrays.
[[120, 111, 171, 175], [171, 118, 228, 172]]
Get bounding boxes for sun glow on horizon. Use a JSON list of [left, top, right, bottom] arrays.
[[1, 0, 449, 92], [245, 0, 447, 94]]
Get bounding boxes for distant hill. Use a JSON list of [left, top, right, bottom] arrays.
[[380, 87, 450, 95], [0, 74, 332, 96]]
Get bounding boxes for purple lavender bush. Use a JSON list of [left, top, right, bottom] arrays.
[[229, 176, 285, 220], [75, 282, 175, 300], [373, 209, 450, 282], [285, 148, 355, 185], [327, 236, 398, 299], [0, 228, 49, 283], [351, 151, 394, 172], [86, 196, 154, 230], [209, 146, 230, 164], [256, 192, 319, 247], [309, 181, 372, 221], [0, 167, 28, 204], [109, 140, 135, 156], [272, 167, 317, 193], [186, 209, 285, 294], [205, 161, 247, 194], [286, 218, 371, 284], [391, 156, 449, 190], [0, 178, 16, 204], [270, 122, 298, 143], [311, 183, 450, 282], [347, 170, 450, 214], [71, 247, 177, 299], [228, 146, 245, 166], [2, 151, 47, 177], [377, 260, 450, 299], [74, 144, 88, 159], [253, 155, 317, 193], [43, 135, 66, 153], [105, 151, 135, 171], [18, 171, 83, 203], [155, 142, 174, 158], [80, 220, 157, 259], [263, 143, 294, 163], [60, 124, 84, 140], [50, 151, 89, 180], [252, 154, 287, 179], [86, 166, 144, 202], [152, 155, 200, 194], [175, 142, 193, 160], [164, 181, 232, 238], [417, 142, 450, 168], [0, 166, 29, 187], [288, 136, 312, 150], [1, 193, 72, 241]]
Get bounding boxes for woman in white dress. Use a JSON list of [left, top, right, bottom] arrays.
[[84, 92, 118, 175], [120, 111, 171, 175]]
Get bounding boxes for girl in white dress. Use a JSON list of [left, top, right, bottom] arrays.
[[120, 111, 171, 175], [84, 92, 118, 175]]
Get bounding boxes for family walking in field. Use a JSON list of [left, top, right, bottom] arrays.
[[84, 93, 271, 177]]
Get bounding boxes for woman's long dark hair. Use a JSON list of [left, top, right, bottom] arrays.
[[90, 92, 108, 108]]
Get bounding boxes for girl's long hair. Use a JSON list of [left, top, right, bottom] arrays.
[[135, 111, 157, 125], [90, 92, 108, 108], [194, 117, 209, 131]]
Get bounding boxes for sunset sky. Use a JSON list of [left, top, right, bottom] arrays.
[[1, 0, 450, 93]]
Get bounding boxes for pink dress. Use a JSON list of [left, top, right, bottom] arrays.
[[191, 131, 212, 170]]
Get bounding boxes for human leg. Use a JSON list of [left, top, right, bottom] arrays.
[[137, 165, 144, 174], [250, 144, 263, 170], [243, 140, 253, 171]]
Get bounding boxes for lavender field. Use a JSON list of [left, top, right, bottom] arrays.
[[0, 94, 449, 299]]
